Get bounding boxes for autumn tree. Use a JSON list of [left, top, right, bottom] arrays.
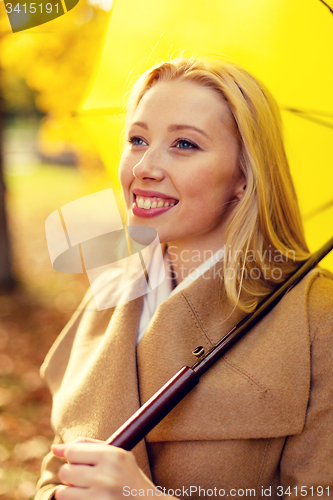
[[0, 0, 110, 286]]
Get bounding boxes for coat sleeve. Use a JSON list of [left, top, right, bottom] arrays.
[[34, 291, 95, 500], [279, 275, 333, 499], [34, 434, 65, 500]]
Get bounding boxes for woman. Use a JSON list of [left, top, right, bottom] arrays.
[[36, 58, 333, 500]]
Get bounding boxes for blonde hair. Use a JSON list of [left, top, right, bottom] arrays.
[[125, 57, 310, 312]]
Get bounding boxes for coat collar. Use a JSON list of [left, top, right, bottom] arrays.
[[137, 262, 315, 440]]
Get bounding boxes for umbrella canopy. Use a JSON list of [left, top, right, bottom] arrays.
[[76, 0, 333, 270]]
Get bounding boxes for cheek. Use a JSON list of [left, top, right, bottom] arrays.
[[118, 156, 134, 195], [178, 169, 209, 198], [181, 167, 231, 203], [185, 176, 237, 221]]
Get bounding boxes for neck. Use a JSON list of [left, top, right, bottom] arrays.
[[166, 238, 224, 285]]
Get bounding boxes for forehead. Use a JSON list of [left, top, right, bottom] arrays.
[[132, 79, 232, 128]]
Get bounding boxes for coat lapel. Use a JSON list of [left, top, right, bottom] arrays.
[[137, 261, 313, 441], [43, 287, 152, 478]]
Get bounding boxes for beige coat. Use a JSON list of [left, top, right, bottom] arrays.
[[36, 264, 333, 500]]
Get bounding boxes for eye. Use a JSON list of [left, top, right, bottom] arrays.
[[173, 139, 199, 150], [127, 136, 148, 147]]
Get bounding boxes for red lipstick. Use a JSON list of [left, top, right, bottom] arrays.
[[133, 188, 178, 200], [132, 190, 179, 218]]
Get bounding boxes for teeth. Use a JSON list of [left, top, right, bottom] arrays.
[[135, 196, 176, 210]]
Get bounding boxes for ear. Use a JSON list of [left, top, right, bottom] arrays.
[[233, 175, 246, 202]]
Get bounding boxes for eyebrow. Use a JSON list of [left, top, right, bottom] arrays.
[[168, 124, 209, 139], [131, 121, 149, 130], [130, 121, 210, 139]]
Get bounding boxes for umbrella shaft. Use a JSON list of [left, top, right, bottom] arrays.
[[106, 236, 333, 450], [106, 366, 199, 449]]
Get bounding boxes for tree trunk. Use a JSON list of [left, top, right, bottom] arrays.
[[0, 75, 16, 290]]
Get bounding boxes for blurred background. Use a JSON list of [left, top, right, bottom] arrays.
[[0, 2, 113, 498]]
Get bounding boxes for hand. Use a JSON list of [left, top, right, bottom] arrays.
[[52, 437, 159, 500]]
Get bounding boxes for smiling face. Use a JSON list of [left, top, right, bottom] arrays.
[[119, 79, 245, 252]]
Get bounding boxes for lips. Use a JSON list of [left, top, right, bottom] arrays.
[[131, 191, 179, 218], [133, 188, 179, 200]]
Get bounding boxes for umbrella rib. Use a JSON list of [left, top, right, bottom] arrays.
[[304, 199, 333, 220], [290, 110, 333, 118], [284, 108, 333, 129], [318, 0, 333, 14]]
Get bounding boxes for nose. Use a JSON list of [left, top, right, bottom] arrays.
[[132, 148, 165, 182]]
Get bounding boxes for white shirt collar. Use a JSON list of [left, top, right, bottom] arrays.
[[169, 247, 225, 297], [137, 246, 224, 344]]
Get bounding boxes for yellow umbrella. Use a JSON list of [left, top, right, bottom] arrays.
[[76, 0, 333, 270]]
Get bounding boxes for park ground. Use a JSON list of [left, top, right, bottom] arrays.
[[0, 158, 110, 499]]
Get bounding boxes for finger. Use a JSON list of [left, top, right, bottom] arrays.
[[52, 445, 66, 458], [54, 485, 83, 500], [64, 442, 112, 466], [58, 464, 93, 488], [54, 485, 67, 500], [52, 438, 105, 458], [58, 463, 126, 495]]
